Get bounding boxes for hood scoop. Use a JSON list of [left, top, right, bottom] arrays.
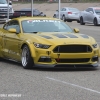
[[38, 33, 89, 39]]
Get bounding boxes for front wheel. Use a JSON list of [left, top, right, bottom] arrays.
[[21, 45, 34, 69], [80, 17, 85, 25], [53, 14, 56, 18], [93, 18, 98, 26], [62, 15, 66, 22]]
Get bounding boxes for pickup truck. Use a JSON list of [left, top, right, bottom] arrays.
[[80, 7, 100, 26], [0, 0, 14, 22]]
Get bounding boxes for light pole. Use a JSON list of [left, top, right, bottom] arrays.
[[7, 0, 9, 21], [58, 0, 61, 19], [31, 0, 33, 17]]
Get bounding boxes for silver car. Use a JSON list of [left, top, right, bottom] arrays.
[[53, 7, 80, 23], [80, 7, 100, 26]]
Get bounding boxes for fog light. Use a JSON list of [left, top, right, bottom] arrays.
[[38, 56, 51, 62], [92, 56, 98, 62]]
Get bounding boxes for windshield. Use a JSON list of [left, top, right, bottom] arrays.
[[95, 9, 100, 15], [0, 0, 7, 4], [22, 20, 73, 33]]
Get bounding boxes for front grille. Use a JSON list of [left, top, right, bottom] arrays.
[[55, 58, 90, 63], [53, 45, 92, 53], [0, 9, 7, 12]]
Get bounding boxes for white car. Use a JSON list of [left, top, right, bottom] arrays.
[[53, 7, 80, 23], [80, 7, 100, 26], [0, 0, 14, 22]]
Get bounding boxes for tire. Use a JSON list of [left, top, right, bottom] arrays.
[[0, 57, 3, 60], [80, 17, 85, 25], [21, 45, 34, 69], [93, 18, 98, 26], [53, 14, 56, 18], [62, 15, 66, 22]]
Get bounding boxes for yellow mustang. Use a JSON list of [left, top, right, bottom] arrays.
[[0, 17, 99, 69]]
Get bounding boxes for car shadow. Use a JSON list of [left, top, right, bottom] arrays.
[[1, 59, 22, 67]]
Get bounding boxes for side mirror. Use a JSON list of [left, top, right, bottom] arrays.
[[56, 10, 58, 12], [8, 28, 17, 33], [74, 28, 79, 33]]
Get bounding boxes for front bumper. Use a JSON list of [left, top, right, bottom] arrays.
[[32, 44, 100, 68], [65, 15, 79, 20], [0, 13, 13, 19], [35, 63, 99, 68], [34, 55, 99, 68]]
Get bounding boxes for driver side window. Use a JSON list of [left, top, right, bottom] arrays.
[[3, 20, 20, 33], [85, 8, 91, 12]]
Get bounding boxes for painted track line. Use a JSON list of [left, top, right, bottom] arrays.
[[46, 77, 100, 94]]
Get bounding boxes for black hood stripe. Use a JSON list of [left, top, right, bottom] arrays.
[[64, 34, 78, 38], [80, 34, 89, 38], [53, 34, 67, 38], [39, 35, 52, 39]]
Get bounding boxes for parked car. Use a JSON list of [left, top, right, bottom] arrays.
[[0, 17, 99, 69], [12, 8, 46, 18], [53, 7, 80, 23], [80, 7, 100, 26]]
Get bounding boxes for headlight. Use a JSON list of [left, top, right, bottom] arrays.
[[92, 44, 98, 48], [33, 42, 51, 49], [9, 8, 12, 12]]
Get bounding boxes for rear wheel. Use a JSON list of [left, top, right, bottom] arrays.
[[53, 14, 56, 18], [62, 15, 66, 22], [80, 17, 85, 25], [93, 18, 98, 26], [21, 45, 34, 69]]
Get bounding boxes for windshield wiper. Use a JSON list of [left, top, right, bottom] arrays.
[[32, 32, 38, 33], [26, 31, 38, 33]]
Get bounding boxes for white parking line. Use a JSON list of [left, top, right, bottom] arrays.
[[46, 77, 100, 94]]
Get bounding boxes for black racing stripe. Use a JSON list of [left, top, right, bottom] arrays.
[[64, 34, 78, 38], [80, 34, 89, 38], [53, 34, 67, 38], [39, 35, 52, 39]]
